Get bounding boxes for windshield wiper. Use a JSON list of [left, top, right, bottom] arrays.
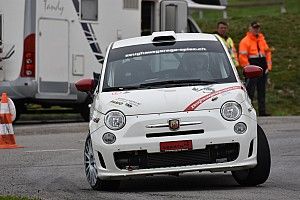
[[139, 79, 218, 87], [103, 79, 218, 91]]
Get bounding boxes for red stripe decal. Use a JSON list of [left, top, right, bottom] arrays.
[[184, 86, 243, 111]]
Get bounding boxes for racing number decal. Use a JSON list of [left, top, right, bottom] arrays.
[[184, 86, 243, 111]]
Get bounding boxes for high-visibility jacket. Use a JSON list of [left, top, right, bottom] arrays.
[[216, 34, 239, 67], [239, 32, 272, 70]]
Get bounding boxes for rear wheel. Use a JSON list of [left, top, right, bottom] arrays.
[[80, 103, 90, 122], [84, 134, 120, 191], [14, 102, 26, 122], [80, 96, 93, 122], [232, 125, 271, 186]]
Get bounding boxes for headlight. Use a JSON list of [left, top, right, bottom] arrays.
[[104, 110, 126, 130], [220, 101, 242, 121]]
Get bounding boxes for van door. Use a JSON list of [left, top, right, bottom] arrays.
[[160, 0, 187, 33], [37, 19, 69, 95]]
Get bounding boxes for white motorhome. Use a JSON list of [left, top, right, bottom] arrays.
[[0, 0, 217, 121]]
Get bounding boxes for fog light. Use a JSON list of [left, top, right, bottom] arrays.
[[102, 132, 116, 144], [234, 122, 247, 134]]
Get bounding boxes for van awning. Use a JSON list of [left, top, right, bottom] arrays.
[[186, 0, 226, 10]]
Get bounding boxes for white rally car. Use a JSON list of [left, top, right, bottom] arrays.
[[76, 31, 271, 190]]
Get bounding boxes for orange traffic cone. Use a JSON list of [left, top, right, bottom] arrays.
[[0, 93, 23, 149]]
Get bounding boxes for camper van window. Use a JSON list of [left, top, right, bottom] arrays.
[[123, 0, 139, 9], [81, 0, 98, 21], [165, 5, 177, 31]]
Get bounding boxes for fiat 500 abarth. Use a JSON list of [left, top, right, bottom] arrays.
[[76, 31, 271, 190]]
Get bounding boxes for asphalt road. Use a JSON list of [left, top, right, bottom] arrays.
[[0, 117, 299, 200]]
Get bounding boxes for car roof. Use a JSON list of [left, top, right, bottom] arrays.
[[111, 32, 218, 49]]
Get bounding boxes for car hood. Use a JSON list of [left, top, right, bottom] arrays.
[[96, 83, 246, 115]]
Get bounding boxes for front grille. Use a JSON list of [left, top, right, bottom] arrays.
[[114, 143, 239, 170], [146, 129, 204, 138]]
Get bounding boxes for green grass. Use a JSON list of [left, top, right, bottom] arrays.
[[193, 0, 300, 115]]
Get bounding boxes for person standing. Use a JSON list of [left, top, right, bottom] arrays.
[[214, 21, 239, 67], [239, 21, 272, 116]]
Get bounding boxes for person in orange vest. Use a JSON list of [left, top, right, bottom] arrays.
[[214, 21, 239, 67], [239, 21, 272, 116]]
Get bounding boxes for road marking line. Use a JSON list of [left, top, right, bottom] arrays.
[[25, 149, 81, 153]]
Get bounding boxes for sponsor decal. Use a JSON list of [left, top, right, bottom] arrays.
[[116, 98, 141, 107], [111, 91, 130, 95], [111, 92, 123, 95], [125, 47, 207, 58], [110, 98, 140, 108], [192, 86, 215, 93], [184, 86, 243, 111], [125, 103, 133, 108], [110, 100, 123, 106]]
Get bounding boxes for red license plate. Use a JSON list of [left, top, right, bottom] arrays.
[[160, 140, 193, 152]]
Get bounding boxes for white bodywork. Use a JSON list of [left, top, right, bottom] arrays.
[[88, 32, 258, 180]]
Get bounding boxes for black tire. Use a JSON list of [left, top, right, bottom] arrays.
[[14, 109, 21, 122], [80, 103, 90, 122], [80, 96, 93, 122], [14, 102, 26, 122], [84, 134, 120, 191], [232, 125, 271, 186]]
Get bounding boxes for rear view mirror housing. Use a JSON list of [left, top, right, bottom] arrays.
[[75, 78, 95, 93], [243, 65, 263, 79]]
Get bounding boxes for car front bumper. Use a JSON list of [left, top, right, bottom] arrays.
[[90, 109, 258, 180]]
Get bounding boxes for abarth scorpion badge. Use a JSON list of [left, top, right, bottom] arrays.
[[169, 119, 180, 131]]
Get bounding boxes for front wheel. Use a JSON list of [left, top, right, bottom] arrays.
[[84, 134, 120, 191], [232, 125, 271, 186]]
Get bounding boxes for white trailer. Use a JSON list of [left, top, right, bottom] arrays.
[[0, 0, 204, 121]]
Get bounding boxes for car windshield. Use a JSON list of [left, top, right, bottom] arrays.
[[102, 40, 237, 92]]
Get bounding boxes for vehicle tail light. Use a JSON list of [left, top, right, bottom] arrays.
[[20, 34, 35, 77]]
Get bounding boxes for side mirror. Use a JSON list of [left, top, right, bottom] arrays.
[[243, 65, 263, 79], [75, 78, 95, 93]]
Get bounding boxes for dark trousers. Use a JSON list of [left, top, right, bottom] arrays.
[[246, 57, 268, 115], [246, 73, 268, 115]]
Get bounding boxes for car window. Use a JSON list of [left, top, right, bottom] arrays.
[[149, 53, 180, 72], [103, 40, 236, 91]]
